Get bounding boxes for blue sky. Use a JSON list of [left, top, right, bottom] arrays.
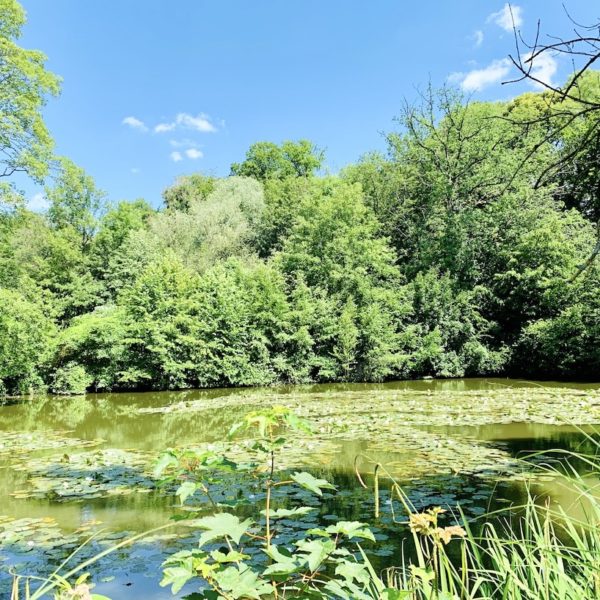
[[19, 1, 599, 210]]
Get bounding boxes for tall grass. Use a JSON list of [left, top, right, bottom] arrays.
[[369, 433, 600, 599]]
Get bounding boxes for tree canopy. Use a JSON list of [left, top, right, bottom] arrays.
[[1, 0, 599, 394]]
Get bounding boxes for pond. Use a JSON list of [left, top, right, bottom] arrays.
[[1, 378, 599, 598]]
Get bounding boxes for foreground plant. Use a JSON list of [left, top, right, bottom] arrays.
[[157, 406, 400, 599]]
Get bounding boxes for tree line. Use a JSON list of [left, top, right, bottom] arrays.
[[1, 0, 599, 394]]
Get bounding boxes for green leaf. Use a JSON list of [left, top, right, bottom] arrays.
[[263, 545, 299, 576], [186, 513, 253, 547], [296, 538, 336, 572], [212, 565, 274, 599], [290, 471, 336, 496], [335, 559, 370, 585], [309, 521, 375, 542], [260, 506, 317, 519], [381, 590, 413, 599], [283, 412, 313, 433], [154, 451, 178, 477], [160, 565, 194, 594], [210, 549, 249, 563], [176, 480, 197, 504]]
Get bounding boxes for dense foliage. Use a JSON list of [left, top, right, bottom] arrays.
[[1, 2, 599, 394]]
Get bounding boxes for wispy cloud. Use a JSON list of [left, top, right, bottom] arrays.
[[122, 116, 148, 132], [155, 112, 217, 134], [155, 122, 176, 133], [472, 30, 484, 48], [169, 138, 201, 148], [487, 3, 523, 32], [525, 52, 557, 88], [185, 148, 203, 159], [131, 167, 141, 175], [28, 192, 49, 212], [170, 151, 183, 162], [453, 58, 512, 92]]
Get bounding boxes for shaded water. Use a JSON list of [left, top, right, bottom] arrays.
[[0, 378, 599, 598]]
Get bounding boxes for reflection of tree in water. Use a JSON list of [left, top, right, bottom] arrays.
[[502, 430, 600, 476]]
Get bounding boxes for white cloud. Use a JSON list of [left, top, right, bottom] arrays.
[[170, 138, 200, 148], [28, 192, 49, 212], [131, 167, 141, 175], [457, 58, 512, 92], [155, 112, 217, 134], [185, 148, 203, 159], [487, 3, 523, 32], [473, 30, 484, 47], [155, 122, 176, 133], [177, 113, 216, 133], [122, 116, 148, 132], [170, 151, 183, 162], [525, 52, 557, 88]]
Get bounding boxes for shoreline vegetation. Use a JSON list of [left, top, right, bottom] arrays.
[[1, 2, 600, 398]]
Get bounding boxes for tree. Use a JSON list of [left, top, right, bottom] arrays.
[[53, 305, 127, 391], [407, 270, 506, 378], [149, 176, 265, 272], [89, 199, 154, 296], [347, 86, 554, 282], [46, 157, 106, 248], [257, 176, 334, 257], [162, 173, 215, 212], [231, 140, 323, 181], [277, 181, 409, 381], [277, 181, 400, 296], [0, 210, 102, 321], [0, 287, 55, 394], [506, 11, 600, 275], [119, 254, 201, 390], [0, 0, 60, 187]]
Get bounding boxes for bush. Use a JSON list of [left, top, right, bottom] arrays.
[[50, 362, 92, 395]]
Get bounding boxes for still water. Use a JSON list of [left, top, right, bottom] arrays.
[[0, 378, 599, 598]]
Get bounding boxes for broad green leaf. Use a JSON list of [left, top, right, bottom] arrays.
[[160, 565, 194, 594], [210, 549, 249, 563], [263, 545, 299, 576], [296, 538, 336, 572], [261, 506, 317, 519], [186, 513, 253, 547], [309, 521, 375, 542], [335, 559, 370, 585], [290, 471, 336, 496], [213, 565, 274, 599], [153, 451, 178, 477], [176, 480, 197, 504]]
